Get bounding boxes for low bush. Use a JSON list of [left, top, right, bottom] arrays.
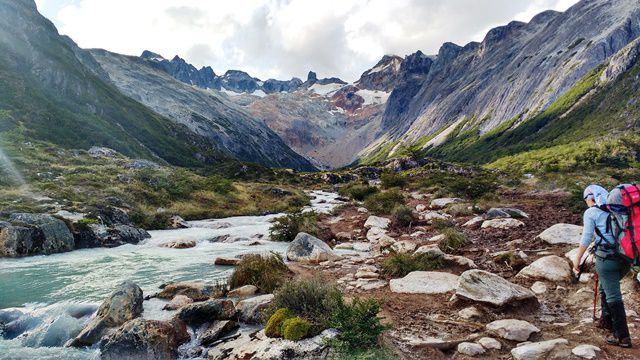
[[438, 228, 467, 254], [271, 277, 341, 330], [421, 172, 499, 203], [493, 251, 527, 270], [382, 251, 444, 277], [328, 295, 387, 352], [431, 218, 454, 230], [338, 184, 379, 201], [228, 253, 290, 293], [391, 205, 415, 227], [282, 317, 312, 341], [269, 211, 318, 242], [380, 172, 407, 189], [265, 308, 292, 338], [445, 203, 473, 217], [364, 190, 404, 215]]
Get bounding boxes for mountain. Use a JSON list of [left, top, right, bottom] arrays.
[[0, 0, 315, 171], [361, 0, 640, 164]]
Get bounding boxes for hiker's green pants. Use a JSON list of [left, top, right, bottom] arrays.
[[596, 256, 631, 304]]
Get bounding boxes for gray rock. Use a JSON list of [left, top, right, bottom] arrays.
[[511, 339, 570, 360], [364, 216, 391, 229], [487, 208, 529, 219], [7, 213, 74, 255], [486, 319, 540, 342], [160, 239, 196, 249], [68, 281, 143, 347], [100, 318, 189, 360], [236, 294, 274, 324], [168, 215, 190, 229], [391, 240, 417, 254], [481, 218, 525, 229], [88, 146, 118, 158], [125, 159, 160, 169], [457, 342, 485, 356], [390, 271, 459, 294], [162, 295, 193, 311], [478, 337, 502, 350], [198, 320, 239, 346], [537, 224, 582, 245], [571, 344, 601, 359], [517, 255, 572, 282], [0, 226, 34, 257], [156, 282, 223, 301], [286, 233, 340, 263], [228, 285, 258, 298], [178, 299, 236, 325], [430, 198, 463, 209], [455, 270, 537, 306]]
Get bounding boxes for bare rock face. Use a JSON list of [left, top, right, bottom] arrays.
[[68, 281, 143, 347], [100, 318, 190, 360], [455, 270, 537, 306]]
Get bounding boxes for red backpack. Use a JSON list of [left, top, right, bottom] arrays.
[[606, 184, 640, 265]]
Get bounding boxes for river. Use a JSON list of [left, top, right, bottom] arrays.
[[0, 191, 343, 360]]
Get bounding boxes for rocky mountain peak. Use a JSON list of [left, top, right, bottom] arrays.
[[356, 54, 403, 92], [140, 50, 164, 60], [307, 71, 318, 82]]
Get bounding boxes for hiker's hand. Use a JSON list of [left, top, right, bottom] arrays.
[[572, 257, 580, 274]]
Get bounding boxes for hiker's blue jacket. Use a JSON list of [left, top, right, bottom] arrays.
[[581, 206, 617, 258]]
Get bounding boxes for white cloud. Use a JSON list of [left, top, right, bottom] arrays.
[[36, 0, 579, 82]]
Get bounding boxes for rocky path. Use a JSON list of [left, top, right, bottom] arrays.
[[301, 190, 640, 359]]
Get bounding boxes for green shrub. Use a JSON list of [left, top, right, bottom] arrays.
[[439, 228, 467, 254], [338, 184, 379, 201], [493, 251, 526, 269], [364, 190, 404, 215], [421, 172, 498, 203], [382, 251, 444, 277], [228, 253, 290, 293], [445, 203, 473, 217], [265, 308, 292, 338], [328, 296, 387, 351], [269, 211, 318, 242], [431, 218, 454, 230], [272, 278, 341, 328], [282, 317, 312, 341], [391, 205, 415, 227], [380, 172, 407, 189]]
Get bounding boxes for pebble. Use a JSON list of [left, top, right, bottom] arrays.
[[530, 281, 547, 295], [571, 344, 600, 359], [458, 306, 482, 320], [457, 342, 485, 356]]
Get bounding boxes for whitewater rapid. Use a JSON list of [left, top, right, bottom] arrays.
[[0, 191, 343, 360]]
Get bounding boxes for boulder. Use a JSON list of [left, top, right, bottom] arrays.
[[366, 227, 387, 242], [517, 255, 572, 282], [364, 216, 391, 229], [390, 271, 459, 294], [160, 239, 196, 249], [391, 240, 417, 254], [75, 223, 150, 248], [463, 216, 484, 228], [228, 285, 258, 298], [458, 306, 482, 320], [352, 242, 372, 252], [481, 218, 525, 230], [198, 320, 239, 346], [162, 295, 193, 311], [125, 159, 161, 170], [455, 270, 537, 306], [510, 339, 570, 360], [486, 319, 540, 341], [430, 198, 463, 209], [6, 213, 74, 255], [478, 337, 502, 350], [414, 244, 445, 258], [537, 224, 582, 245], [178, 299, 235, 325], [487, 208, 529, 219], [156, 282, 223, 301], [420, 211, 451, 222], [565, 248, 593, 265], [100, 318, 189, 360], [0, 226, 35, 257], [214, 257, 240, 266], [571, 344, 601, 359], [286, 233, 340, 263], [68, 281, 143, 347], [355, 270, 378, 279], [457, 342, 485, 356], [88, 146, 118, 158], [168, 216, 190, 229], [377, 234, 396, 247], [236, 294, 274, 323]]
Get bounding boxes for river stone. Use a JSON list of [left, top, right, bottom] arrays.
[[481, 218, 525, 230], [571, 344, 601, 359], [455, 270, 537, 306], [457, 342, 485, 356], [391, 240, 417, 254], [537, 224, 582, 245], [77, 224, 150, 248], [487, 208, 529, 219], [286, 232, 340, 263], [364, 216, 391, 229], [430, 198, 463, 209], [168, 215, 190, 229], [214, 256, 240, 266], [236, 294, 274, 323], [100, 318, 189, 360], [68, 281, 143, 347], [8, 213, 74, 255], [178, 299, 236, 325], [517, 255, 572, 282], [511, 339, 570, 360], [478, 337, 502, 350], [160, 239, 196, 249], [228, 285, 258, 298], [0, 226, 34, 257], [199, 320, 239, 346], [390, 271, 459, 294], [163, 295, 193, 311], [157, 282, 223, 301], [486, 319, 540, 341]]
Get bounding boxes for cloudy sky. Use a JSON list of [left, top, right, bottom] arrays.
[[35, 0, 579, 82]]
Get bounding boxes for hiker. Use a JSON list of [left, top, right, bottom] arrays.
[[572, 184, 632, 348]]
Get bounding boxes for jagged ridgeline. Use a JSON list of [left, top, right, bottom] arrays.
[[0, 0, 315, 171]]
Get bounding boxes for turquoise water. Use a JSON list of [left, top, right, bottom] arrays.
[[0, 191, 342, 359]]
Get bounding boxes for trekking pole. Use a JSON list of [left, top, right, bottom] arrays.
[[592, 274, 599, 320]]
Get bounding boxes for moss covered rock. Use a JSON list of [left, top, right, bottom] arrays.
[[281, 317, 312, 341], [265, 308, 291, 338]]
